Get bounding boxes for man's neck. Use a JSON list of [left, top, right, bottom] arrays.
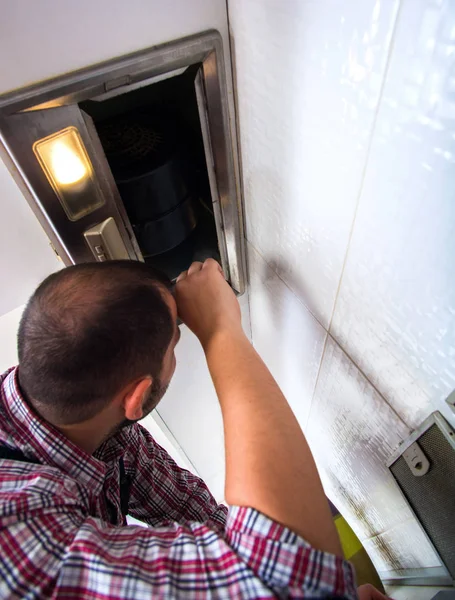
[[55, 420, 110, 455], [25, 394, 116, 455], [18, 375, 122, 455]]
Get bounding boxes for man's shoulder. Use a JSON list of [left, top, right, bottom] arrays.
[[0, 460, 90, 521], [0, 366, 15, 388], [0, 367, 17, 434]]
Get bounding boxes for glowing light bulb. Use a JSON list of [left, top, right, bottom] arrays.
[[33, 127, 104, 221], [50, 140, 87, 185]]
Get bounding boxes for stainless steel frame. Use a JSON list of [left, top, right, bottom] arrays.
[[380, 566, 453, 587], [0, 30, 246, 293], [387, 412, 455, 467]]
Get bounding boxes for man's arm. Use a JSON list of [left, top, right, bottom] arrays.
[[176, 259, 342, 556]]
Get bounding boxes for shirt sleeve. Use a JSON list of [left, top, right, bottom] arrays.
[[55, 508, 356, 599], [226, 506, 357, 598], [124, 423, 227, 533], [2, 481, 356, 598]]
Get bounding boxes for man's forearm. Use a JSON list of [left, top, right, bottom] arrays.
[[204, 329, 342, 557], [175, 259, 342, 556]]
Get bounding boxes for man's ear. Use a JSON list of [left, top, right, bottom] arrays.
[[123, 377, 152, 421]]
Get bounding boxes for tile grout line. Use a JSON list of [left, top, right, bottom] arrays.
[[248, 241, 328, 332], [154, 409, 201, 475], [328, 333, 412, 431], [303, 329, 330, 432], [248, 242, 410, 432], [238, 2, 409, 432], [326, 0, 404, 336], [246, 240, 330, 431], [361, 516, 419, 543], [320, 0, 412, 431]]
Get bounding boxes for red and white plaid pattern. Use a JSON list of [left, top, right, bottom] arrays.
[[0, 367, 356, 598]]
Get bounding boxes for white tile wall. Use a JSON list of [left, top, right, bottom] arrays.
[[386, 585, 452, 600], [0, 158, 61, 316], [230, 0, 454, 577], [0, 305, 24, 373], [230, 0, 399, 327], [306, 337, 440, 570], [362, 518, 441, 573], [248, 242, 326, 428], [331, 0, 455, 429]]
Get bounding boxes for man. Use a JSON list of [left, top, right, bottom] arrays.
[[0, 258, 381, 598]]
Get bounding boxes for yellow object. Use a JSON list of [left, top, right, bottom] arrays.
[[33, 127, 104, 221], [334, 514, 363, 560]]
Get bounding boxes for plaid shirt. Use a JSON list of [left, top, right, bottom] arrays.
[[0, 367, 356, 599]]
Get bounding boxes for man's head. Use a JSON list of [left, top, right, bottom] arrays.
[[18, 261, 180, 431]]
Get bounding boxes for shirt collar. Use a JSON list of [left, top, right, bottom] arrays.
[[0, 367, 107, 496]]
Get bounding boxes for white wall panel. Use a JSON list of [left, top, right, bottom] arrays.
[[229, 0, 399, 326], [362, 518, 441, 573], [386, 586, 452, 600], [0, 158, 61, 316], [141, 412, 196, 472], [306, 337, 440, 571], [248, 242, 326, 428], [231, 0, 453, 575], [0, 0, 229, 94], [0, 305, 24, 372], [331, 0, 455, 428]]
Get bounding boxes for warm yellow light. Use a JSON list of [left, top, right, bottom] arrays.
[[33, 127, 104, 221], [49, 140, 88, 185]]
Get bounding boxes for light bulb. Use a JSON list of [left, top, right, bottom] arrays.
[[50, 140, 88, 185], [33, 126, 104, 221]]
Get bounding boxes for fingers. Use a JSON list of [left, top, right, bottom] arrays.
[[177, 259, 224, 283], [202, 257, 218, 270], [202, 258, 225, 277], [357, 584, 392, 600], [187, 261, 204, 275]]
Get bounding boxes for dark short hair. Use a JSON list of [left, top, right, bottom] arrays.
[[18, 261, 174, 425]]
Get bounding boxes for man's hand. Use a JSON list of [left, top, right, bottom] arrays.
[[175, 259, 242, 348], [357, 584, 393, 600]]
